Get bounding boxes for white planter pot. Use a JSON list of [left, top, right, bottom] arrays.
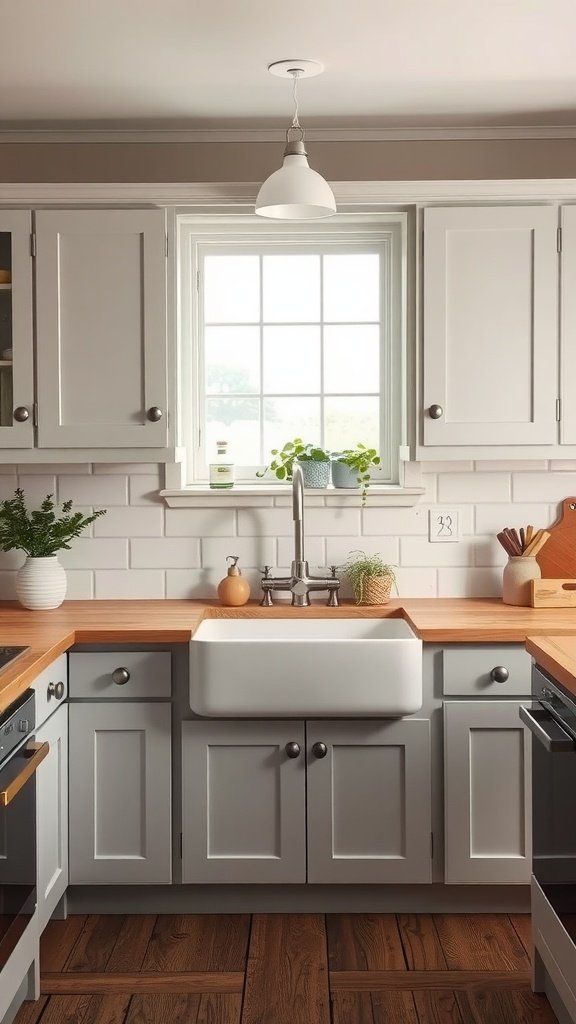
[[16, 556, 67, 610]]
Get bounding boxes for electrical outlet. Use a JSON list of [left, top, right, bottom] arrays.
[[429, 508, 460, 543]]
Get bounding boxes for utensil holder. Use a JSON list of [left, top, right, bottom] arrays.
[[502, 556, 541, 606]]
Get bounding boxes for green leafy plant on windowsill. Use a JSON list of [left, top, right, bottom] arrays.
[[0, 488, 107, 557], [256, 438, 330, 482], [344, 550, 397, 606], [331, 443, 381, 505]]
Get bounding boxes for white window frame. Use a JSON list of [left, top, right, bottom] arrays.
[[175, 211, 413, 500]]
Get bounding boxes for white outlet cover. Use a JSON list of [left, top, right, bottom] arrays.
[[429, 508, 460, 543]]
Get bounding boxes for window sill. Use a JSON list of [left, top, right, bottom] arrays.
[[159, 484, 426, 508]]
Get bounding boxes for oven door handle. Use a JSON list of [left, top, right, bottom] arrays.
[[0, 741, 49, 807], [519, 705, 576, 752]]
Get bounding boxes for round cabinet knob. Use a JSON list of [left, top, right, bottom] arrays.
[[312, 741, 328, 759], [147, 406, 163, 422], [112, 667, 131, 686], [47, 681, 65, 700], [13, 406, 29, 422], [428, 404, 443, 420], [285, 741, 301, 759], [490, 666, 509, 684]]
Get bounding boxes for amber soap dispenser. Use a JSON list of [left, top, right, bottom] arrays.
[[217, 555, 251, 606]]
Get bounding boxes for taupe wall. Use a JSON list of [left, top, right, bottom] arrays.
[[0, 138, 575, 182]]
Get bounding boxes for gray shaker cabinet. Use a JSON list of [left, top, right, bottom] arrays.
[[444, 700, 532, 884], [36, 702, 68, 930], [69, 702, 172, 884], [182, 718, 432, 885]]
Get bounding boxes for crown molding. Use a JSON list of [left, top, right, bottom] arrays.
[[0, 180, 576, 205], [2, 125, 576, 144]]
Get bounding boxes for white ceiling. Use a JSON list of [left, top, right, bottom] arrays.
[[1, 0, 576, 128]]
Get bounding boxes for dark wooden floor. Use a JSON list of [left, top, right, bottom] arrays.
[[14, 912, 557, 1024]]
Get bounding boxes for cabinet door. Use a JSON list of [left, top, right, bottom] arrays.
[[36, 703, 68, 930], [182, 720, 306, 883], [423, 206, 558, 446], [307, 719, 432, 883], [35, 209, 168, 448], [0, 211, 34, 447], [69, 702, 172, 883], [560, 206, 576, 444], [444, 700, 531, 883]]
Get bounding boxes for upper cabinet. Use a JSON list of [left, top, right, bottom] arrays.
[[0, 211, 34, 448], [561, 206, 576, 445], [422, 205, 559, 452], [35, 210, 168, 449]]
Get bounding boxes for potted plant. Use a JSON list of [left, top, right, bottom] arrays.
[[344, 549, 397, 605], [257, 438, 332, 488], [0, 489, 106, 610], [331, 444, 381, 505]]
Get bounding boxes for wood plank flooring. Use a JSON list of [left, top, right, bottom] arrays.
[[14, 913, 557, 1024]]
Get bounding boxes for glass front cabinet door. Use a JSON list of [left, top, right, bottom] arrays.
[[0, 212, 34, 447]]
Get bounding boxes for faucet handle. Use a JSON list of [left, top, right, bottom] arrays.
[[260, 565, 272, 579], [329, 565, 339, 578]]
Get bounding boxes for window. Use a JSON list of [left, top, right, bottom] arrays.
[[180, 215, 406, 486]]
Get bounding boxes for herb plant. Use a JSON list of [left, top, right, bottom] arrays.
[[343, 550, 397, 604], [0, 489, 107, 558], [333, 444, 381, 505], [257, 439, 330, 482]]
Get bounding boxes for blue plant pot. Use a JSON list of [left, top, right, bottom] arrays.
[[297, 458, 331, 488], [331, 459, 359, 489]]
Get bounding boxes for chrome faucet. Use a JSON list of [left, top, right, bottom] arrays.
[[260, 462, 340, 607]]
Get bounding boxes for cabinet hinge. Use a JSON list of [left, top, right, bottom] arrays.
[[557, 226, 562, 253], [556, 398, 562, 422], [179, 832, 183, 859], [30, 233, 36, 258], [430, 832, 434, 858], [33, 402, 38, 428]]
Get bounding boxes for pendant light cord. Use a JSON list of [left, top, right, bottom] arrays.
[[286, 70, 305, 143]]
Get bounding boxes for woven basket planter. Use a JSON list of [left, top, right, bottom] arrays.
[[359, 575, 393, 605]]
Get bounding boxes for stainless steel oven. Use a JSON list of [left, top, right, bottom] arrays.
[[0, 688, 47, 970], [520, 667, 576, 1008]]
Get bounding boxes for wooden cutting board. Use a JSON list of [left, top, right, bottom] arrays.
[[536, 497, 576, 578]]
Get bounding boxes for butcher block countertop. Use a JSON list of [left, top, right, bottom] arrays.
[[1, 597, 576, 713], [525, 635, 576, 701]]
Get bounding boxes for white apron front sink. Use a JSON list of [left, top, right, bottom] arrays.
[[190, 617, 422, 717]]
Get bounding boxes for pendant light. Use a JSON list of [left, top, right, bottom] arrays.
[[255, 59, 336, 220]]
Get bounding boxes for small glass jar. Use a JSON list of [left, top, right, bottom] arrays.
[[502, 556, 541, 606]]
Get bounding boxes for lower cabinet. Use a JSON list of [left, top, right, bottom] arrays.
[[182, 717, 431, 884], [69, 702, 172, 884], [36, 702, 68, 930], [444, 700, 532, 884]]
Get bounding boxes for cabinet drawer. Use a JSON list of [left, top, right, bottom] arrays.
[[33, 653, 68, 727], [69, 651, 171, 699], [442, 645, 531, 696]]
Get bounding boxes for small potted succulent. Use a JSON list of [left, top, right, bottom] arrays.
[[331, 444, 381, 505], [344, 550, 397, 605], [0, 489, 106, 610], [257, 438, 332, 488]]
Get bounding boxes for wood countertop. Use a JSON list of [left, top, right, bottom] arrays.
[[1, 597, 576, 714], [525, 635, 576, 701]]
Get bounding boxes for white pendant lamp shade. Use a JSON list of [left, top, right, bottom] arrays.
[[255, 60, 336, 220], [256, 141, 336, 220]]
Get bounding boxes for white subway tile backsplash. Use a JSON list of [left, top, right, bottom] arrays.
[[474, 460, 549, 471], [474, 502, 551, 535], [438, 473, 511, 503], [238, 508, 292, 536], [0, 466, 16, 475], [474, 536, 508, 567], [94, 570, 165, 599], [277, 536, 325, 566], [550, 461, 576, 471], [94, 463, 161, 475], [201, 536, 275, 569], [0, 477, 26, 501], [16, 475, 57, 505], [325, 536, 399, 567], [0, 550, 24, 570], [513, 473, 576, 503], [419, 461, 474, 473], [166, 567, 262, 600], [65, 570, 94, 599], [60, 538, 128, 570], [400, 536, 477, 567], [395, 567, 437, 598], [0, 572, 16, 599], [17, 464, 92, 475], [129, 474, 163, 505], [131, 538, 201, 569], [165, 508, 236, 537], [94, 506, 163, 537], [438, 567, 502, 598], [362, 506, 429, 536], [305, 508, 361, 536], [58, 475, 128, 506]]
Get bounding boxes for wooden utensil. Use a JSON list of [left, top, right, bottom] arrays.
[[525, 525, 534, 547], [523, 529, 550, 558], [531, 578, 576, 607], [536, 498, 576, 578]]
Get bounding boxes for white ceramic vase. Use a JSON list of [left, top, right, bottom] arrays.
[[16, 556, 67, 610]]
